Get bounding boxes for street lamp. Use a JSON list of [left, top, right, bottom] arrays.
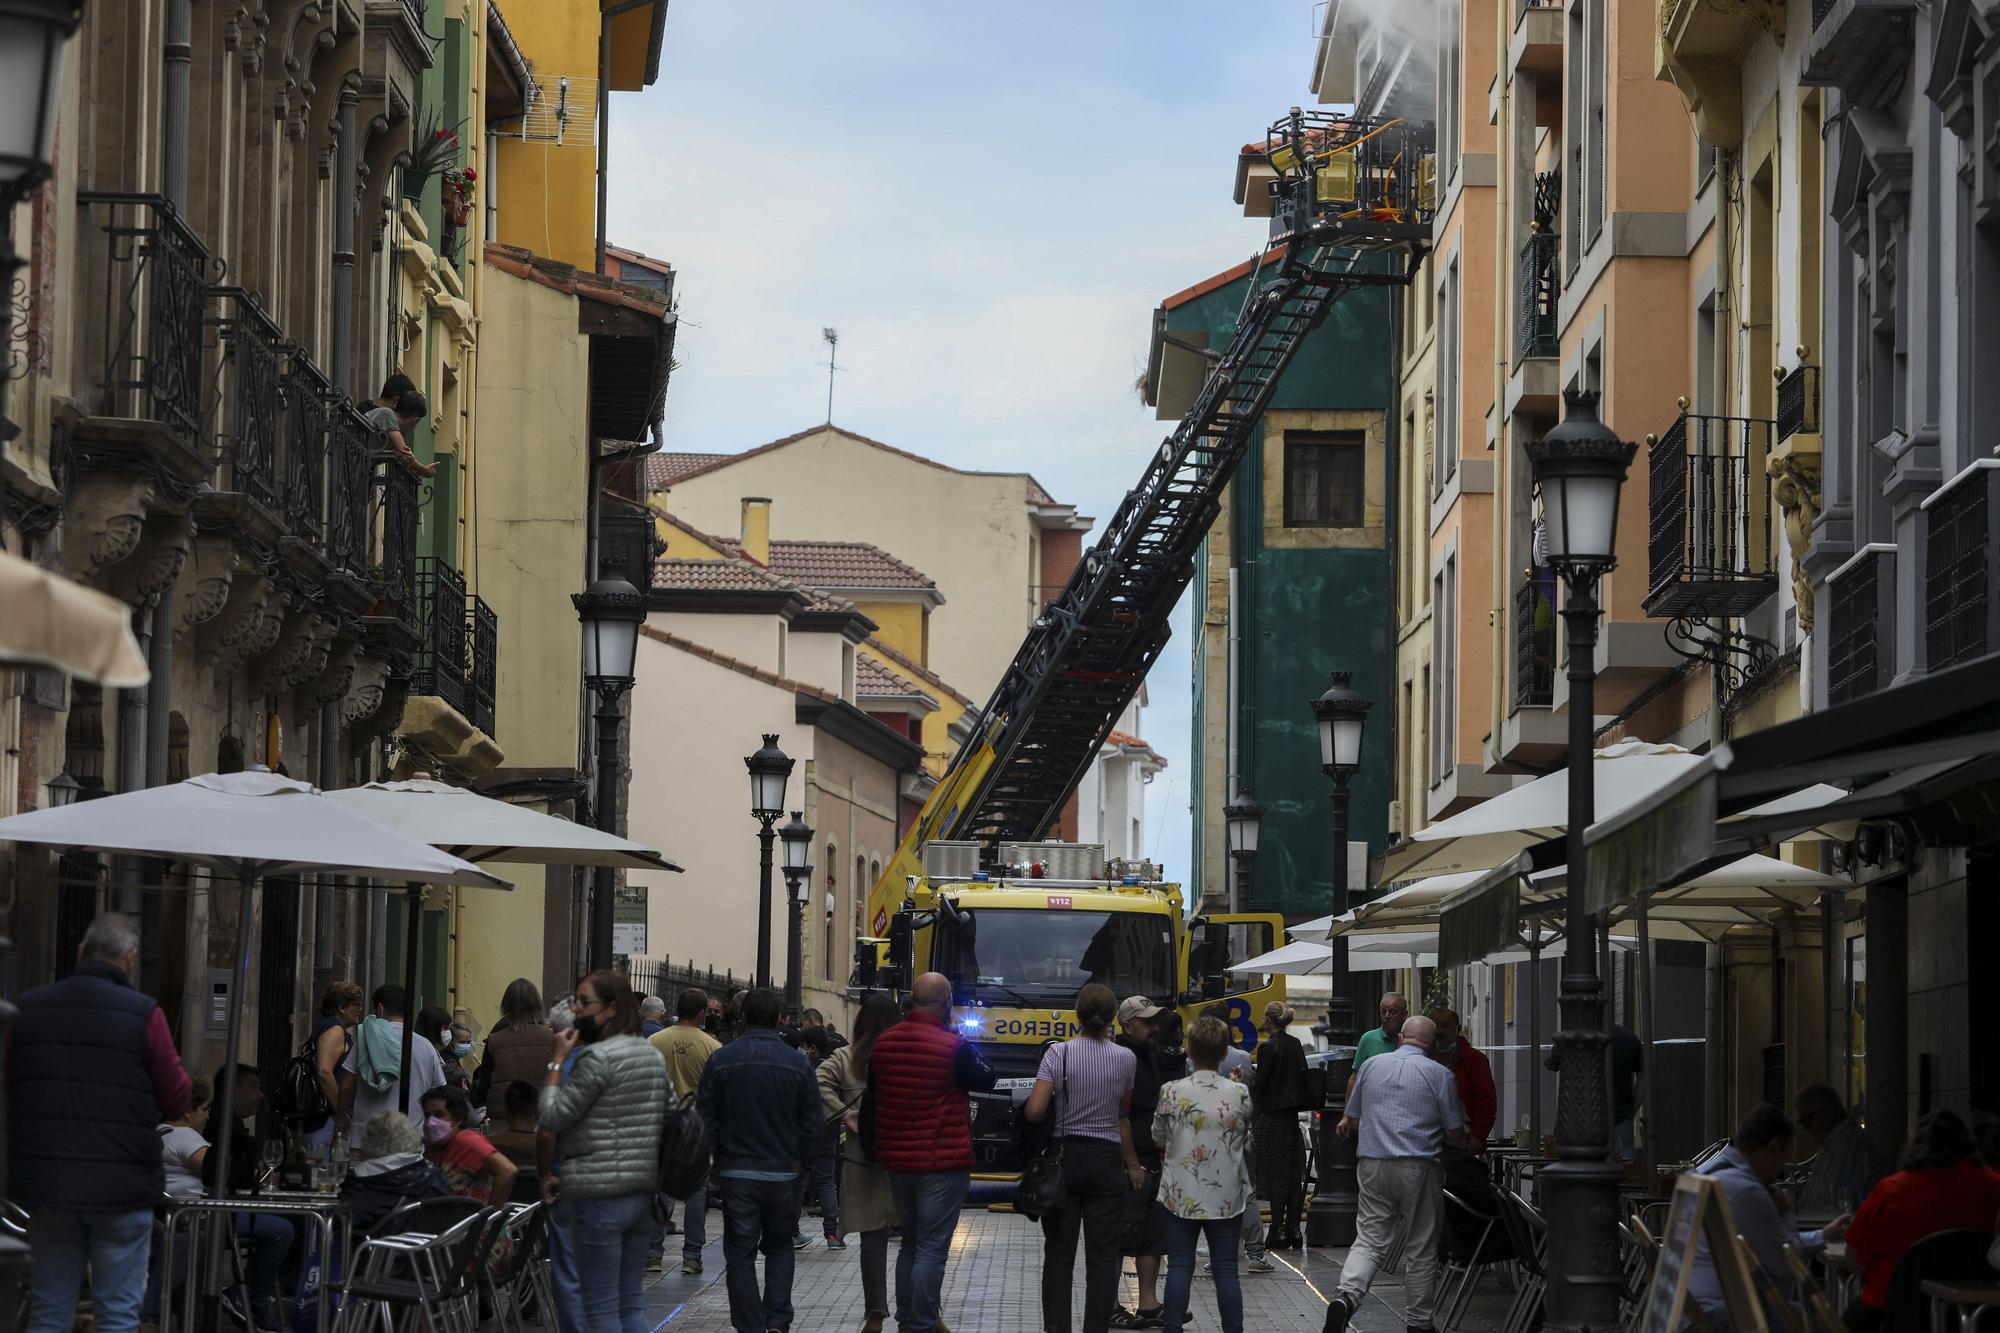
[[777, 810, 813, 1011], [572, 574, 643, 971], [44, 772, 80, 808], [744, 734, 794, 989], [1223, 791, 1263, 912], [1526, 387, 1635, 1333], [1307, 670, 1369, 1248]]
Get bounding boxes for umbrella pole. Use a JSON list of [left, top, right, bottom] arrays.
[[1529, 933, 1542, 1148], [204, 867, 256, 1327], [1637, 898, 1656, 1184], [399, 883, 420, 1113]]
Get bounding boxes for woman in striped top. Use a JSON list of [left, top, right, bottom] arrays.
[[1025, 983, 1148, 1333]]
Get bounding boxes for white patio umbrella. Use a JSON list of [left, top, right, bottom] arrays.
[[1290, 871, 1492, 942], [1379, 741, 1706, 883], [0, 768, 507, 1277], [1228, 938, 1341, 976], [323, 778, 683, 1095]]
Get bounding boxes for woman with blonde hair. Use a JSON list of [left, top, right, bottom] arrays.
[[1155, 1015, 1255, 1333], [1250, 1000, 1310, 1250]]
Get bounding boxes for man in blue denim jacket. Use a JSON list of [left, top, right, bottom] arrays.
[[698, 987, 823, 1333]]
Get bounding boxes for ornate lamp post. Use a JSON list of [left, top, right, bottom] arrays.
[[573, 574, 643, 971], [1307, 670, 1370, 1247], [777, 810, 813, 1012], [1527, 387, 1636, 1333], [1223, 791, 1264, 913], [744, 734, 793, 989]]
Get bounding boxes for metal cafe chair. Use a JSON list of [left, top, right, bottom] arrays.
[[1437, 1187, 1514, 1332], [334, 1205, 506, 1333]]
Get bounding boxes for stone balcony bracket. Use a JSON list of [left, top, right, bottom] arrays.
[[174, 534, 244, 639], [1768, 437, 1824, 633], [1658, 0, 1786, 145], [393, 694, 504, 782]]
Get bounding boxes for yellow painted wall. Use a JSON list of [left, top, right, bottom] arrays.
[[493, 1, 601, 270], [856, 642, 964, 777], [853, 599, 925, 663], [656, 514, 729, 561]]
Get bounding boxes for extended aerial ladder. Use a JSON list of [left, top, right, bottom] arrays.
[[864, 111, 1437, 934]]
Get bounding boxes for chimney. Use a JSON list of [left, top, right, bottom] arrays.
[[740, 497, 771, 565]]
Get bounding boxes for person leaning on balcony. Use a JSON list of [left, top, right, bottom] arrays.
[[367, 372, 437, 479]]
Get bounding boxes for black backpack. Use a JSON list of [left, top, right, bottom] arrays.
[[656, 1091, 711, 1201], [271, 1033, 331, 1122]]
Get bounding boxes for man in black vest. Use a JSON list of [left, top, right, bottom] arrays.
[[10, 912, 192, 1333]]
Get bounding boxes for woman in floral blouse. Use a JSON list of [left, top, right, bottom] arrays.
[[1151, 1015, 1254, 1333]]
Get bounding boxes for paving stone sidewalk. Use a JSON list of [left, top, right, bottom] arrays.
[[641, 1207, 1518, 1332]]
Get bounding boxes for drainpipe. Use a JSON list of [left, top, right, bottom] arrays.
[[162, 0, 191, 207], [332, 81, 359, 398], [1225, 561, 1240, 911]]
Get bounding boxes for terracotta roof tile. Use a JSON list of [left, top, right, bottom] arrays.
[[1105, 729, 1167, 766], [768, 540, 937, 590], [1161, 244, 1289, 311], [647, 452, 727, 490], [855, 653, 937, 703], [858, 637, 974, 708], [650, 557, 796, 595], [652, 507, 745, 560]]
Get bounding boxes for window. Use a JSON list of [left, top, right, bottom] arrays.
[[1437, 0, 1463, 183], [1431, 555, 1458, 783], [1283, 433, 1366, 527], [1434, 260, 1460, 496]]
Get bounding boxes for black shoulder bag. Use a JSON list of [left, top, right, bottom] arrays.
[[1014, 1047, 1069, 1221]]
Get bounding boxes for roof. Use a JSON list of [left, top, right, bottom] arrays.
[[639, 625, 834, 704], [855, 654, 939, 708], [647, 453, 727, 491], [650, 554, 860, 616], [859, 636, 974, 708], [1105, 729, 1167, 767], [1161, 244, 1290, 312], [768, 540, 937, 591], [653, 507, 745, 560], [482, 243, 674, 319]]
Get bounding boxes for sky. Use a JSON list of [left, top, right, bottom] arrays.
[[607, 3, 1326, 892]]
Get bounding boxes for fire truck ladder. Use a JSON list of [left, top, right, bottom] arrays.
[[937, 113, 1438, 848]]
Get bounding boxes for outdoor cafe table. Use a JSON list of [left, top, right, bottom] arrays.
[[1921, 1280, 2000, 1333], [159, 1191, 353, 1333], [1821, 1240, 1862, 1312]]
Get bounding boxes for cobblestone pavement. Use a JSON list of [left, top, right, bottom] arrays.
[[641, 1206, 1517, 1332]]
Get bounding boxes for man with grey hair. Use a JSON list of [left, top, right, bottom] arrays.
[[10, 911, 192, 1333], [640, 994, 669, 1038], [1325, 1014, 1466, 1333]]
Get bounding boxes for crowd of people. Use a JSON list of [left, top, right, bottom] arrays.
[[14, 911, 1998, 1333]]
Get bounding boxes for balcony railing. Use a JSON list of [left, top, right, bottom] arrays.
[[1643, 412, 1778, 618], [1923, 465, 2000, 673], [282, 360, 333, 547], [1828, 547, 1893, 704], [470, 595, 498, 736], [1776, 365, 1821, 443], [413, 557, 471, 715], [327, 402, 376, 579], [209, 288, 288, 511], [372, 456, 422, 634], [1515, 575, 1556, 708], [1518, 233, 1560, 360], [76, 193, 209, 449]]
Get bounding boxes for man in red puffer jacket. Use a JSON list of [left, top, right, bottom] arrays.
[[868, 972, 995, 1333]]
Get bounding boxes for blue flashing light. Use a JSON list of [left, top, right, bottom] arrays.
[[958, 1012, 984, 1033], [972, 872, 990, 882]]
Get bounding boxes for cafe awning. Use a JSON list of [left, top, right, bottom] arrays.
[[1583, 654, 2000, 911], [0, 550, 149, 687]]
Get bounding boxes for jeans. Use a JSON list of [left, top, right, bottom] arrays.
[[1163, 1213, 1243, 1333], [888, 1168, 970, 1333], [545, 1199, 584, 1333], [808, 1138, 840, 1235], [26, 1206, 153, 1333], [1337, 1157, 1444, 1328], [141, 1212, 293, 1318], [858, 1227, 890, 1318], [681, 1183, 708, 1260], [721, 1175, 802, 1333], [560, 1192, 655, 1333], [1038, 1138, 1127, 1333]]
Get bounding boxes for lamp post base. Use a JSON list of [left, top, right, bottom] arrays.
[[1539, 1153, 1626, 1332], [1306, 1041, 1358, 1248]]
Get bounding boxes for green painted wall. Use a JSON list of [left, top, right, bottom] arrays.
[[1180, 266, 1396, 918]]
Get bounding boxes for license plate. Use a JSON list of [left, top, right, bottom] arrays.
[[992, 1077, 1037, 1090]]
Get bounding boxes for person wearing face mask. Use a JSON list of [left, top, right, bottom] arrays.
[[419, 1084, 517, 1204], [540, 970, 669, 1333], [1425, 1007, 1494, 1154]]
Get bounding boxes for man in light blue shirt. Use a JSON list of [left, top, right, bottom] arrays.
[[1324, 1015, 1466, 1333], [1689, 1104, 1842, 1331]]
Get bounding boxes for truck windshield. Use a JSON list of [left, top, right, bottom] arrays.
[[937, 908, 1175, 1004]]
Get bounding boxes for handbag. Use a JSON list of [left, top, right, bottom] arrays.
[[1015, 1048, 1069, 1221], [271, 1032, 332, 1123]]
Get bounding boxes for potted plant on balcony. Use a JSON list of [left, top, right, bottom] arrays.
[[441, 164, 477, 228], [401, 106, 465, 204]]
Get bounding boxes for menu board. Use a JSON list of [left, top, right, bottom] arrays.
[[1638, 1173, 1768, 1333]]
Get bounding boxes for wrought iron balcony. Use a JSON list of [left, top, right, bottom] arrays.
[[412, 557, 471, 715], [410, 557, 501, 737], [327, 402, 376, 579], [75, 193, 209, 453], [1515, 574, 1555, 708], [1518, 233, 1560, 361], [370, 455, 423, 635], [1923, 464, 2000, 674], [1828, 546, 1894, 704], [1802, 0, 1917, 109], [470, 595, 498, 736], [1776, 365, 1821, 443], [209, 288, 288, 512], [1644, 412, 1779, 618], [281, 359, 333, 549]]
